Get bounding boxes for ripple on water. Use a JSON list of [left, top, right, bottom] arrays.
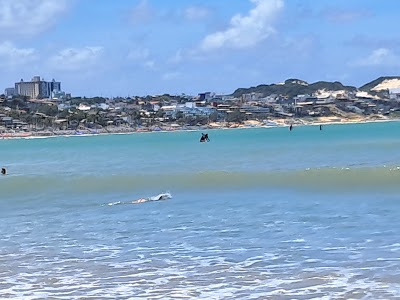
[[2, 246, 400, 299]]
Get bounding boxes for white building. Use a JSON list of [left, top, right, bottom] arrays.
[[242, 92, 263, 102], [390, 88, 400, 100]]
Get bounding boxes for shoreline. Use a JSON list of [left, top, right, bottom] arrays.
[[1, 117, 399, 140]]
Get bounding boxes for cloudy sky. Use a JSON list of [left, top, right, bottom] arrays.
[[0, 0, 399, 97]]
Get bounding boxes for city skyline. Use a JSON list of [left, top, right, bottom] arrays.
[[0, 0, 399, 97]]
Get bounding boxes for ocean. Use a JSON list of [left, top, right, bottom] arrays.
[[1, 121, 400, 299]]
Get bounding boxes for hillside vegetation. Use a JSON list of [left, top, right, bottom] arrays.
[[232, 77, 400, 98]]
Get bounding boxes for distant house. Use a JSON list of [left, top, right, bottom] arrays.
[[77, 103, 91, 111], [51, 90, 66, 101], [184, 102, 196, 109], [159, 105, 178, 118], [97, 103, 110, 110], [1, 116, 13, 128], [198, 92, 213, 102], [242, 92, 263, 102], [58, 103, 71, 111], [389, 88, 400, 100], [295, 96, 318, 104]]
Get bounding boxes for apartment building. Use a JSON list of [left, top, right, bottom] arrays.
[[15, 76, 61, 99]]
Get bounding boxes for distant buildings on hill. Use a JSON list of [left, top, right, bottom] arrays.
[[5, 76, 68, 100]]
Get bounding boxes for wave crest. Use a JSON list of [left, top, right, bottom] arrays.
[[1, 166, 400, 197]]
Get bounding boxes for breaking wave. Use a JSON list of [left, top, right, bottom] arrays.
[[2, 166, 400, 197]]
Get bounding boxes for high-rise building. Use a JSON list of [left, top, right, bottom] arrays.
[[4, 87, 16, 97], [49, 79, 61, 93], [15, 76, 61, 99]]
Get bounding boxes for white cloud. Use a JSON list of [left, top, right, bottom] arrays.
[[0, 0, 68, 37], [162, 72, 181, 81], [127, 47, 156, 69], [168, 49, 184, 64], [144, 60, 156, 69], [0, 41, 37, 67], [200, 0, 284, 51], [184, 5, 210, 21], [322, 8, 372, 23], [127, 48, 150, 60], [353, 48, 400, 67], [131, 0, 154, 24], [50, 47, 104, 71]]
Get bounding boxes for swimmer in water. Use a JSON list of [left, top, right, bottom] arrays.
[[132, 198, 149, 204], [132, 192, 172, 204], [200, 133, 210, 142], [1, 168, 6, 175]]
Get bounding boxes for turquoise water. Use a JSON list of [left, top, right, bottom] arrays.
[[1, 122, 400, 299]]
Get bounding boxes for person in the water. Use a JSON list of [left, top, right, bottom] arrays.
[[132, 192, 172, 204], [1, 167, 6, 175], [132, 198, 149, 204], [200, 133, 210, 142]]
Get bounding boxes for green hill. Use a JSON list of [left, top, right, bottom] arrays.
[[232, 79, 357, 98]]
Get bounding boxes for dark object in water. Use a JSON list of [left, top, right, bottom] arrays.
[[1, 167, 6, 175], [200, 133, 210, 142]]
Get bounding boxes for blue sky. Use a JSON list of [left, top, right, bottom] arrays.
[[0, 0, 399, 97]]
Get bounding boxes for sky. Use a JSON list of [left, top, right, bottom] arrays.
[[0, 0, 399, 97]]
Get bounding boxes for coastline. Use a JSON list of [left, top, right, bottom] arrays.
[[1, 116, 398, 140]]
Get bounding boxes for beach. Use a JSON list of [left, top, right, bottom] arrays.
[[0, 114, 395, 139], [1, 122, 400, 299]]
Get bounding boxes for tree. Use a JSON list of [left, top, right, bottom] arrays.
[[155, 109, 166, 118], [183, 116, 196, 126], [175, 111, 184, 124], [226, 110, 245, 123], [208, 112, 218, 122], [38, 104, 58, 117], [129, 110, 141, 126], [8, 98, 27, 109]]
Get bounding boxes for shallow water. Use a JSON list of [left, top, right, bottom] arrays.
[[1, 122, 400, 299]]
